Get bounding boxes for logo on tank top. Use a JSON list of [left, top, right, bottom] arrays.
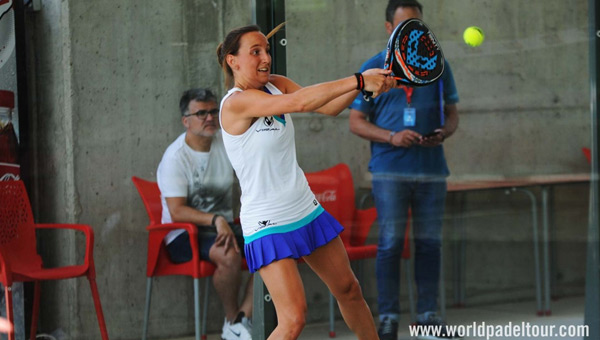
[[255, 116, 281, 133], [255, 219, 278, 231]]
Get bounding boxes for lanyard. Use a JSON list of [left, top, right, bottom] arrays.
[[401, 86, 414, 106]]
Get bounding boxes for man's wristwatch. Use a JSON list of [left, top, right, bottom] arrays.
[[389, 131, 397, 144]]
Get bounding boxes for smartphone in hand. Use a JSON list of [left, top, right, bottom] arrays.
[[422, 131, 441, 139]]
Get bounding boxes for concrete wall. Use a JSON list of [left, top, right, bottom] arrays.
[[26, 1, 252, 339], [23, 0, 590, 339]]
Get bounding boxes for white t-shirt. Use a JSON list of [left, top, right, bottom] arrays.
[[157, 131, 234, 244], [220, 83, 319, 242]]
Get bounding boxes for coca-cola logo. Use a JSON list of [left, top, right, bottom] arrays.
[[315, 190, 337, 202]]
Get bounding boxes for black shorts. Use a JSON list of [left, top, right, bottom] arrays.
[[166, 224, 245, 263]]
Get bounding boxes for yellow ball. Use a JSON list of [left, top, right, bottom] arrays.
[[463, 26, 484, 47]]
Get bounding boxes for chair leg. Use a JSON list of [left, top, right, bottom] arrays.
[[87, 277, 109, 340], [201, 277, 209, 340], [193, 278, 201, 340], [142, 278, 153, 340], [5, 285, 15, 340], [29, 281, 41, 340], [328, 292, 336, 338]]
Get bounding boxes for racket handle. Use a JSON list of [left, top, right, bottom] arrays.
[[362, 90, 373, 101]]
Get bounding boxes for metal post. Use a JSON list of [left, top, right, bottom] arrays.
[[585, 0, 600, 338], [250, 1, 286, 337], [193, 278, 201, 340], [540, 187, 552, 315], [252, 273, 277, 340], [509, 188, 543, 315], [252, 0, 286, 76]]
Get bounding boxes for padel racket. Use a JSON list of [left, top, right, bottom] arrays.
[[364, 18, 444, 98]]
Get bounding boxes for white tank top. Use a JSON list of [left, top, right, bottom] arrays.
[[220, 82, 320, 242]]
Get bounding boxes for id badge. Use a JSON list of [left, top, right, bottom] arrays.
[[403, 107, 416, 127]]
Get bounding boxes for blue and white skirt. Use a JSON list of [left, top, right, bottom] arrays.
[[243, 208, 344, 273]]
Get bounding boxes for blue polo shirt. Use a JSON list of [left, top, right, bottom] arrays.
[[350, 50, 459, 177]]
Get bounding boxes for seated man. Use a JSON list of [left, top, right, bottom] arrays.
[[157, 88, 252, 340]]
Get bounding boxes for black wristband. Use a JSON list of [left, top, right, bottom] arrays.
[[354, 73, 364, 91], [211, 214, 222, 227]]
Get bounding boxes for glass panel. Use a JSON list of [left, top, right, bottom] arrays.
[[285, 0, 591, 337]]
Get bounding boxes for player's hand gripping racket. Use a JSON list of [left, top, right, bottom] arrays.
[[363, 18, 444, 99]]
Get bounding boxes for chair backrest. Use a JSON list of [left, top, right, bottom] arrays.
[[132, 176, 216, 278], [0, 180, 43, 274], [305, 163, 357, 246], [131, 176, 162, 225], [583, 147, 591, 164]]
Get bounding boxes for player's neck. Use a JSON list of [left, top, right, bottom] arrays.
[[185, 133, 212, 152]]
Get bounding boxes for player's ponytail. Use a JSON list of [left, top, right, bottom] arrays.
[[216, 42, 232, 88]]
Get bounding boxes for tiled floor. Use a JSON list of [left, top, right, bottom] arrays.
[[170, 295, 586, 340]]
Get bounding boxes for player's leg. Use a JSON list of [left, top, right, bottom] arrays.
[[303, 236, 378, 340], [258, 259, 307, 340]]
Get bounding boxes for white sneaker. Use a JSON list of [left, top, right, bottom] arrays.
[[222, 318, 230, 338], [242, 315, 252, 334], [222, 317, 252, 340]]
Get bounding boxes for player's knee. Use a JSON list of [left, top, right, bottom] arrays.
[[279, 307, 306, 337], [334, 277, 363, 303]]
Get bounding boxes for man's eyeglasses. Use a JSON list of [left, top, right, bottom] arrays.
[[184, 108, 219, 119]]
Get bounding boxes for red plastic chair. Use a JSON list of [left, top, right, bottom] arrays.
[[303, 164, 378, 337], [305, 164, 418, 336], [0, 180, 109, 340], [133, 176, 246, 340], [583, 147, 591, 164]]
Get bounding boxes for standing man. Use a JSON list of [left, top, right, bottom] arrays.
[[157, 88, 252, 340], [349, 1, 459, 339]]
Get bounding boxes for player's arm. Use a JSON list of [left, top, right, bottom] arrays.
[[223, 75, 358, 119], [275, 76, 361, 117], [312, 69, 396, 116], [349, 109, 421, 147], [223, 71, 391, 118]]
